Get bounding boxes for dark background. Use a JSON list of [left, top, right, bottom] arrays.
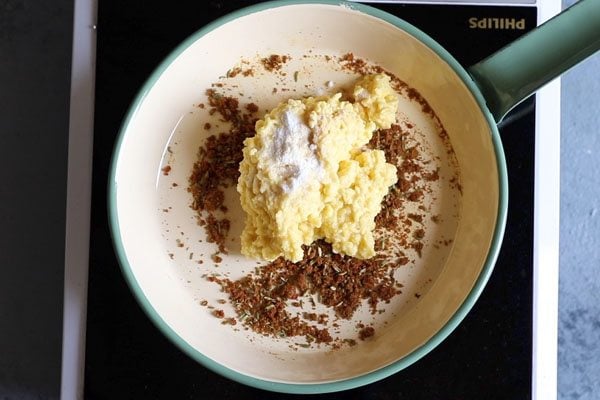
[[0, 1, 73, 399]]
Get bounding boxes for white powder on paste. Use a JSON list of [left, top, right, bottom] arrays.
[[267, 110, 322, 193]]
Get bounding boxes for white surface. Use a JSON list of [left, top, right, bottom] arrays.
[[60, 0, 97, 399], [532, 2, 561, 400]]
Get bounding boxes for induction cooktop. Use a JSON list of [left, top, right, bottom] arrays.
[[61, 0, 560, 398]]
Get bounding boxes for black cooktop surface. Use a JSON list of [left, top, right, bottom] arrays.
[[86, 1, 536, 398]]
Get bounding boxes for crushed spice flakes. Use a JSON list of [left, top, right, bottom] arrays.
[[202, 115, 442, 344], [226, 67, 242, 78], [185, 55, 459, 347], [261, 54, 290, 71], [188, 89, 259, 257], [359, 326, 375, 340], [245, 103, 258, 113]]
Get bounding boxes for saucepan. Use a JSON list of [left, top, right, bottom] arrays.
[[109, 0, 600, 393]]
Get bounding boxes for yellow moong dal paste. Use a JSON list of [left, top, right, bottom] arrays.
[[237, 74, 399, 262]]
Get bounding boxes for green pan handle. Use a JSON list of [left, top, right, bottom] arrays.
[[468, 0, 600, 123]]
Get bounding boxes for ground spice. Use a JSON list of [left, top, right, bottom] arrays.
[[261, 54, 290, 72], [210, 239, 402, 343], [227, 67, 242, 78], [200, 119, 436, 345], [188, 90, 259, 257], [359, 326, 375, 340], [187, 56, 456, 346]]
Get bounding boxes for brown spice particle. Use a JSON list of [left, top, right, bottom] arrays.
[[261, 54, 290, 71], [245, 103, 258, 113], [213, 309, 225, 318], [161, 165, 171, 176], [358, 326, 375, 340], [339, 53, 367, 74], [408, 213, 423, 223], [318, 314, 328, 325], [302, 312, 318, 321], [408, 190, 424, 202], [205, 215, 230, 254], [227, 67, 242, 78], [204, 122, 211, 130], [412, 241, 424, 257]]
